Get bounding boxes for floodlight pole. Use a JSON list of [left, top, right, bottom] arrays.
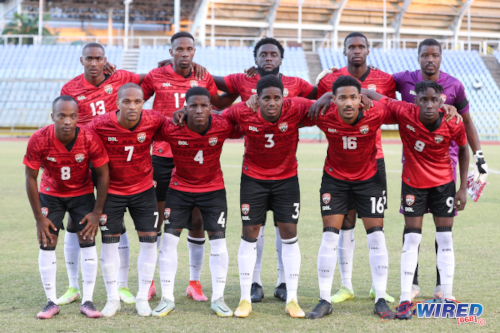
[[297, 0, 304, 44], [174, 0, 180, 33], [124, 0, 132, 50], [108, 8, 113, 46], [38, 0, 43, 45]]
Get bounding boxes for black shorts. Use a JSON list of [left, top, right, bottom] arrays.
[[40, 193, 95, 235], [320, 171, 385, 218], [355, 158, 388, 217], [240, 174, 301, 226], [152, 155, 175, 202], [401, 181, 456, 217], [101, 187, 158, 235], [164, 188, 227, 232]]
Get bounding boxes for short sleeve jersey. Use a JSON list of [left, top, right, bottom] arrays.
[[154, 115, 243, 193], [23, 125, 109, 197], [223, 98, 313, 180], [141, 64, 219, 159], [224, 73, 314, 102], [318, 67, 397, 160], [381, 98, 467, 188], [302, 101, 396, 181], [61, 70, 141, 125], [86, 109, 165, 195]]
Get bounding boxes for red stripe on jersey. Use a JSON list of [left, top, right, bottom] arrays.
[[381, 99, 467, 188], [154, 115, 243, 192], [86, 109, 165, 195], [61, 70, 141, 125], [141, 64, 219, 159], [23, 125, 109, 197], [223, 98, 313, 180]]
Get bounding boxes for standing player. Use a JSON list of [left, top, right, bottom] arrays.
[[59, 42, 146, 305], [87, 83, 164, 317], [24, 96, 109, 319], [361, 81, 468, 319], [151, 87, 242, 317]]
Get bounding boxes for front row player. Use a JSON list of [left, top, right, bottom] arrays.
[[361, 81, 468, 319], [24, 96, 110, 319], [151, 87, 242, 317], [87, 83, 166, 317]]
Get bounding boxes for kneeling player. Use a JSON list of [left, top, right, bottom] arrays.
[[151, 87, 242, 317], [24, 96, 109, 319]]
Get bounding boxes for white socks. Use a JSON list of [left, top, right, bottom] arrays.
[[275, 227, 286, 286], [338, 228, 355, 290], [281, 236, 301, 303], [400, 229, 422, 302], [187, 236, 205, 281], [101, 238, 121, 301], [209, 236, 229, 302], [80, 244, 98, 304], [253, 226, 265, 286], [317, 229, 339, 302], [159, 232, 180, 302], [238, 237, 257, 302], [137, 237, 158, 300], [367, 228, 389, 303], [63, 231, 80, 290], [39, 249, 57, 302], [436, 227, 454, 300], [117, 231, 130, 290]]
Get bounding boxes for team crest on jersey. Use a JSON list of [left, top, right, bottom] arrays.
[[283, 88, 289, 97], [360, 125, 369, 134], [137, 132, 146, 143], [368, 84, 377, 92], [322, 193, 331, 204], [251, 89, 257, 94], [104, 84, 113, 94], [75, 153, 85, 163], [153, 180, 157, 188], [278, 122, 288, 132], [190, 80, 198, 87], [99, 214, 107, 225], [164, 208, 171, 220], [41, 207, 49, 217], [406, 195, 415, 206], [209, 137, 218, 146], [440, 94, 447, 103], [435, 135, 444, 143], [241, 204, 250, 215]]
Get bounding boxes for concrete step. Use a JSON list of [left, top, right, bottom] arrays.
[[481, 55, 500, 89], [305, 53, 323, 84]]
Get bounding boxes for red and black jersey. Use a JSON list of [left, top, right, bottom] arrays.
[[302, 101, 395, 181], [23, 125, 108, 197], [380, 98, 467, 188], [223, 98, 313, 180], [141, 64, 219, 159], [318, 67, 397, 160], [86, 109, 165, 196], [154, 115, 243, 193], [224, 73, 313, 103], [61, 70, 141, 126]]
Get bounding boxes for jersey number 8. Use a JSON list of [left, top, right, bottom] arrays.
[[61, 167, 71, 180]]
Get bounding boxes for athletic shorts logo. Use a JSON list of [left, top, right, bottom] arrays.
[[406, 195, 415, 206], [152, 180, 157, 188], [75, 153, 85, 163], [99, 214, 107, 225], [368, 84, 377, 92], [190, 80, 198, 87], [137, 132, 146, 143], [164, 208, 171, 220], [209, 136, 218, 146], [104, 84, 113, 94], [435, 135, 443, 143], [360, 125, 369, 134], [440, 94, 447, 103], [41, 207, 49, 217], [283, 88, 289, 97], [278, 122, 288, 132], [241, 204, 250, 215], [322, 193, 331, 204]]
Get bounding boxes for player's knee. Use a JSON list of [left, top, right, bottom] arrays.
[[278, 225, 297, 240], [242, 224, 261, 239], [342, 211, 357, 229]]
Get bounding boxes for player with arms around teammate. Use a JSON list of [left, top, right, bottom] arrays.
[[59, 42, 144, 305], [87, 83, 165, 317], [24, 96, 109, 319], [151, 87, 242, 317], [362, 81, 469, 319]]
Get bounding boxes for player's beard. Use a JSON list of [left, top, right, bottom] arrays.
[[257, 66, 280, 78]]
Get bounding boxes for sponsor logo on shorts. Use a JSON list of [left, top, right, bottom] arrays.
[[47, 157, 57, 162], [209, 136, 218, 146], [241, 204, 250, 215], [75, 153, 85, 163], [440, 94, 447, 103], [322, 206, 331, 211], [164, 208, 171, 220], [100, 226, 109, 231], [99, 214, 107, 225], [104, 84, 113, 94], [278, 122, 288, 132], [283, 88, 289, 97], [137, 132, 146, 143], [360, 125, 369, 134], [405, 207, 414, 212], [406, 195, 415, 206], [41, 207, 49, 217], [322, 193, 331, 204], [368, 84, 377, 92], [77, 95, 86, 101], [190, 80, 198, 87], [435, 135, 444, 143]]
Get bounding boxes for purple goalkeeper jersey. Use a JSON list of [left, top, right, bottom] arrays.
[[393, 70, 469, 169]]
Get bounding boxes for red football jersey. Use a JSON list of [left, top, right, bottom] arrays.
[[154, 115, 243, 193], [380, 99, 467, 188], [86, 109, 165, 195], [23, 125, 109, 197], [302, 101, 395, 181], [61, 70, 141, 125], [141, 64, 219, 159], [223, 98, 313, 180], [318, 67, 397, 160], [224, 73, 314, 102]]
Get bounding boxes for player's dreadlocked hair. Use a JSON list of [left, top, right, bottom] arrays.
[[418, 38, 442, 54], [332, 75, 361, 95], [82, 42, 105, 55], [256, 74, 284, 96], [344, 32, 368, 47], [117, 83, 144, 100], [253, 37, 285, 59], [171, 31, 195, 44], [52, 95, 78, 112], [185, 87, 211, 103], [415, 80, 444, 95]]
